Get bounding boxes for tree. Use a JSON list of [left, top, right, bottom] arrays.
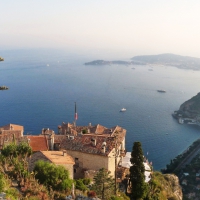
[[129, 142, 148, 200], [34, 160, 73, 191], [92, 168, 115, 200], [1, 142, 32, 186]]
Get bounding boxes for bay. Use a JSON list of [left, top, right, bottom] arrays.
[[0, 49, 200, 170]]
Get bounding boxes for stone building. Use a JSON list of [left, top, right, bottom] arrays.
[[0, 124, 24, 149], [28, 150, 75, 179], [56, 122, 126, 179]]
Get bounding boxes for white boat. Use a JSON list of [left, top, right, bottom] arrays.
[[120, 108, 126, 112]]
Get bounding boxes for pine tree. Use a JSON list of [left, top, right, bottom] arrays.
[[92, 168, 115, 200], [129, 142, 147, 200]]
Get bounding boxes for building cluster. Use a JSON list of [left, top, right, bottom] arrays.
[[0, 122, 151, 183]]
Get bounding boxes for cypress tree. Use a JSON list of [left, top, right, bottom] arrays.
[[129, 141, 147, 200]]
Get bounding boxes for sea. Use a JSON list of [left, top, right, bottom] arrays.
[[1, 49, 200, 170]]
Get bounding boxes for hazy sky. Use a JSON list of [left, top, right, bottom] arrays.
[[1, 1, 200, 58]]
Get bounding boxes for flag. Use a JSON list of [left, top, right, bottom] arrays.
[[75, 102, 78, 120]]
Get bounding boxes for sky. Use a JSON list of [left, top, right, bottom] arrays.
[[1, 0, 200, 58]]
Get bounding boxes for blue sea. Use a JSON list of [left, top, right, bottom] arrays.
[[1, 49, 200, 170]]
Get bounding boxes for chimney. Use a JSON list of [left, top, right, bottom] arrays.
[[50, 134, 54, 150], [63, 150, 67, 156]]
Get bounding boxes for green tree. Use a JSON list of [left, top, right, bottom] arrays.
[[34, 160, 73, 191], [75, 179, 88, 192], [1, 142, 32, 186], [129, 142, 148, 200], [92, 168, 115, 200]]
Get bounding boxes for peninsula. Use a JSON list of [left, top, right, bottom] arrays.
[[84, 59, 143, 65], [172, 92, 200, 125], [0, 57, 4, 61], [85, 53, 200, 70]]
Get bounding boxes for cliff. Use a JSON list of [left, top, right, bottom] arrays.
[[151, 172, 183, 200]]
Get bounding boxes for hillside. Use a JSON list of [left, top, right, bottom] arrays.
[[150, 172, 182, 200], [172, 92, 200, 126], [131, 53, 200, 70], [178, 92, 200, 118]]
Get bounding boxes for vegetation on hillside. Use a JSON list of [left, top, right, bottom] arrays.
[[179, 92, 200, 115], [0, 141, 183, 199], [34, 160, 73, 192]]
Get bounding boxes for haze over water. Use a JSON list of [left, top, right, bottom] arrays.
[[1, 49, 200, 170]]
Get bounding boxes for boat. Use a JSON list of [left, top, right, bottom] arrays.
[[120, 108, 126, 112], [0, 86, 9, 90], [157, 90, 166, 93]]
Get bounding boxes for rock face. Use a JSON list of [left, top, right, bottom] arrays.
[[163, 174, 183, 200], [152, 172, 182, 200]]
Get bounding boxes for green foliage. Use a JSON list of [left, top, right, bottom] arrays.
[[92, 168, 115, 200], [109, 192, 130, 200], [82, 129, 88, 134], [83, 178, 91, 185], [129, 142, 148, 199], [75, 179, 88, 192], [5, 187, 21, 200], [34, 160, 73, 191], [145, 172, 180, 200], [0, 142, 32, 186], [0, 173, 5, 192]]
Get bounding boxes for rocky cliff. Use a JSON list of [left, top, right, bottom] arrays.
[[152, 172, 183, 200]]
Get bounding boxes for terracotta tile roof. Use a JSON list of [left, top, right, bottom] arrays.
[[59, 124, 126, 156], [40, 151, 75, 165], [25, 136, 49, 151]]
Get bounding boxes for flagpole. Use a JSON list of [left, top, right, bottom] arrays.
[[74, 102, 78, 127]]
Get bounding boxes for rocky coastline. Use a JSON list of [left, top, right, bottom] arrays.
[[172, 92, 200, 126]]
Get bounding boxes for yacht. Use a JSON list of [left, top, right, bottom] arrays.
[[120, 108, 126, 112]]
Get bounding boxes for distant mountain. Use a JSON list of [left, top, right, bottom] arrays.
[[85, 53, 200, 70], [0, 57, 4, 61], [84, 60, 144, 66], [131, 53, 200, 70]]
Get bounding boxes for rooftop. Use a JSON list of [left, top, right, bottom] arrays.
[[25, 135, 49, 151], [59, 124, 126, 156], [40, 151, 75, 165]]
